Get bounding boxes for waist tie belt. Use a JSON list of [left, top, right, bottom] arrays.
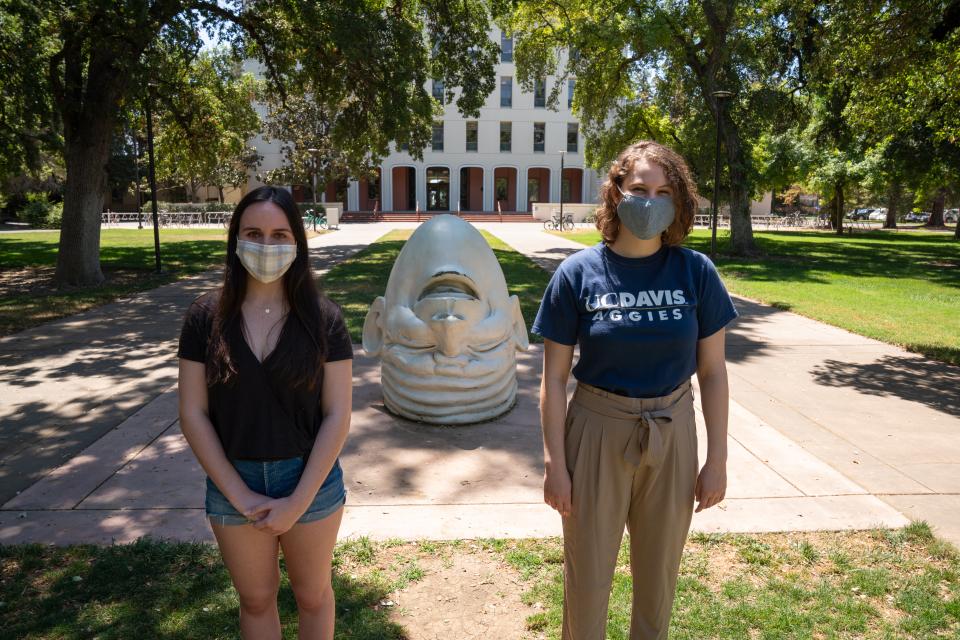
[[574, 382, 692, 468]]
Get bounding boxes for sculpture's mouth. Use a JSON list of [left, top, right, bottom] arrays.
[[418, 272, 479, 301]]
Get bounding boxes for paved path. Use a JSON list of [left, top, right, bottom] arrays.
[[0, 224, 399, 505], [4, 221, 954, 546], [477, 223, 960, 547]]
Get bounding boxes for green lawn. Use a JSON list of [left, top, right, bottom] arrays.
[[3, 524, 957, 639], [0, 228, 326, 336], [321, 229, 552, 343], [511, 523, 960, 639], [558, 229, 960, 365], [0, 229, 229, 335]]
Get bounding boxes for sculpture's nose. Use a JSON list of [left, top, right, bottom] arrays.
[[431, 305, 469, 357]]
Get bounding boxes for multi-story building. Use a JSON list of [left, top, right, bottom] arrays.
[[250, 28, 600, 213]]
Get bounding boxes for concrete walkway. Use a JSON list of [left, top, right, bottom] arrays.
[[0, 224, 399, 505], [477, 223, 960, 546], [3, 221, 954, 546]]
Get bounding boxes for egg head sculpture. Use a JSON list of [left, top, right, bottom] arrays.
[[362, 215, 529, 424]]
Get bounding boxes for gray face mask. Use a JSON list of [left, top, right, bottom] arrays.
[[616, 186, 676, 240]]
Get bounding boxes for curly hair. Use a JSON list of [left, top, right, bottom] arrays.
[[595, 140, 699, 245]]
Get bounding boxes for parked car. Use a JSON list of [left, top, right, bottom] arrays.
[[868, 209, 888, 221], [848, 207, 874, 220], [905, 211, 931, 223], [945, 208, 959, 223]]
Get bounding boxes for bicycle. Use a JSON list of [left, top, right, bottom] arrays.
[[543, 211, 574, 232], [304, 208, 329, 231]]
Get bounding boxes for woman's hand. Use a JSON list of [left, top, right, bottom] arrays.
[[544, 467, 573, 517], [229, 489, 273, 522], [249, 496, 309, 535], [695, 460, 727, 512]]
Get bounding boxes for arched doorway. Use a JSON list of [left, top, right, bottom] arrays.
[[358, 169, 382, 211], [562, 168, 583, 204], [391, 166, 416, 211], [459, 167, 484, 212], [493, 167, 517, 212], [323, 177, 348, 204], [426, 167, 450, 211], [526, 167, 550, 212]]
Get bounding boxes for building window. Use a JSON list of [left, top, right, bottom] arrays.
[[500, 76, 512, 108], [500, 121, 512, 152], [568, 79, 575, 109], [534, 78, 546, 108], [432, 79, 444, 102], [501, 33, 513, 63], [466, 121, 478, 152], [533, 122, 545, 153], [567, 123, 579, 153], [432, 122, 444, 151]]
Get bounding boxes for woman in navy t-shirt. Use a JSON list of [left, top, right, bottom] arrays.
[[532, 140, 738, 639]]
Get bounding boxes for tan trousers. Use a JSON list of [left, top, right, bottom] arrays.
[[561, 380, 698, 640]]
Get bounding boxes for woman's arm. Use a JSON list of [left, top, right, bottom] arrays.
[[694, 328, 729, 512], [178, 359, 267, 518], [541, 338, 575, 517], [252, 358, 352, 534]]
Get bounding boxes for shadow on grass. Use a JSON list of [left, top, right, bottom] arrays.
[[811, 354, 960, 417], [686, 231, 960, 289], [0, 538, 408, 640]]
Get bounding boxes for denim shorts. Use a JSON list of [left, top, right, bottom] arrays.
[[205, 456, 346, 526]]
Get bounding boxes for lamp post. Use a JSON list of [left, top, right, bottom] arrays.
[[710, 90, 733, 258], [145, 81, 161, 273], [558, 150, 566, 224], [307, 148, 320, 231], [133, 131, 142, 229]]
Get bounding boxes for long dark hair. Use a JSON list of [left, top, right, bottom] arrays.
[[207, 185, 328, 389]]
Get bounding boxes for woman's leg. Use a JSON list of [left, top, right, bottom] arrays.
[[562, 400, 634, 640], [626, 395, 698, 640], [211, 521, 282, 639], [279, 506, 344, 640]]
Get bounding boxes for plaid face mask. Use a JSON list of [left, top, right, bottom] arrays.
[[236, 239, 298, 283]]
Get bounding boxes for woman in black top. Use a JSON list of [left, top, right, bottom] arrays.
[[178, 186, 353, 639]]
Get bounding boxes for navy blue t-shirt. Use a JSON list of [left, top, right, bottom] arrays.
[[531, 242, 738, 398]]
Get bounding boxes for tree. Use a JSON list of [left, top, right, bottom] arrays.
[[1, 0, 502, 286], [506, 0, 822, 255], [152, 47, 261, 203], [830, 0, 960, 237]]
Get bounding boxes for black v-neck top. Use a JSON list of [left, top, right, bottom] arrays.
[[177, 291, 354, 460]]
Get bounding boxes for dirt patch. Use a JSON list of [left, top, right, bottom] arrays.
[[390, 550, 533, 640]]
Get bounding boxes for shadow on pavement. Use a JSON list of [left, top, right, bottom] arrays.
[[811, 355, 960, 418]]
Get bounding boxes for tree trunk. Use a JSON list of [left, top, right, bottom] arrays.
[[885, 179, 901, 229], [928, 187, 946, 227], [218, 185, 224, 203], [54, 50, 126, 287], [56, 130, 113, 286], [834, 181, 844, 234], [721, 113, 757, 255]]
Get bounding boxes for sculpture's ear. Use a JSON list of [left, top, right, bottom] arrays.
[[509, 295, 530, 351], [362, 296, 386, 356]]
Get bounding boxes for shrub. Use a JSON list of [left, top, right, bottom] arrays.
[[21, 192, 61, 228]]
